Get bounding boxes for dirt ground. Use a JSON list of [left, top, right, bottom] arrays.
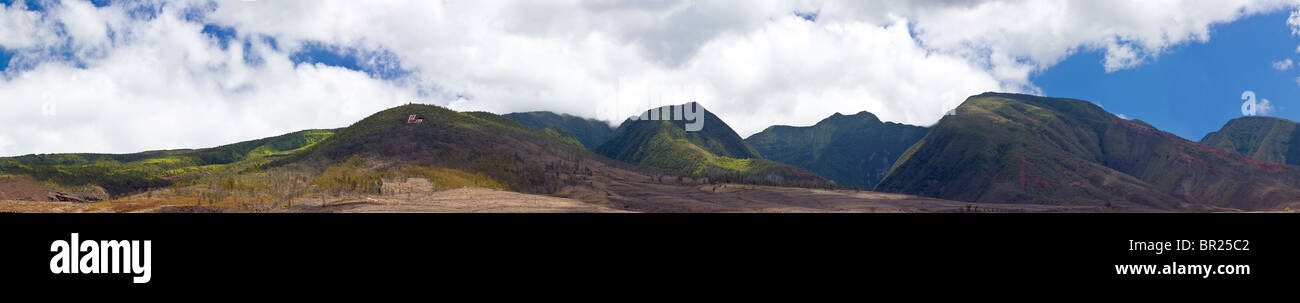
[[285, 187, 630, 213], [0, 175, 1150, 213], [573, 181, 1123, 213], [0, 176, 55, 201], [0, 200, 88, 213]]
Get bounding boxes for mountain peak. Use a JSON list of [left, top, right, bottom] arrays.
[[747, 110, 926, 188], [823, 111, 881, 124], [879, 93, 1300, 211], [1226, 115, 1296, 124], [1202, 115, 1300, 166], [596, 103, 829, 186], [601, 102, 761, 161]]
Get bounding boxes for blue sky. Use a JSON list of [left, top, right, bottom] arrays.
[[0, 47, 11, 71], [1034, 9, 1300, 141]]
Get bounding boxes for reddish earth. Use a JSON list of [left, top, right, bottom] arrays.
[[0, 176, 55, 201]]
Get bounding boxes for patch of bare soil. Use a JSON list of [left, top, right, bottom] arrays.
[[562, 175, 1151, 213], [290, 187, 629, 213], [156, 205, 228, 213], [0, 176, 55, 201], [0, 175, 108, 203], [0, 200, 89, 213]]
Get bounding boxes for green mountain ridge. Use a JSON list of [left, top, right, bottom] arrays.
[[1200, 116, 1300, 166], [273, 103, 636, 194], [595, 102, 831, 186], [746, 111, 928, 189], [540, 126, 586, 149], [0, 129, 335, 196], [503, 111, 616, 149], [876, 92, 1300, 211]]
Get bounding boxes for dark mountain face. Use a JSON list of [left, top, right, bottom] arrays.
[[746, 112, 928, 189], [1201, 116, 1300, 166], [875, 92, 1300, 211], [595, 102, 831, 187], [503, 111, 616, 150]]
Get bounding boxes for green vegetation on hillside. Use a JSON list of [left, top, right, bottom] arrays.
[[1201, 116, 1300, 166], [504, 111, 617, 149], [541, 127, 585, 149], [876, 92, 1300, 210], [0, 102, 633, 207], [308, 154, 506, 197], [277, 103, 624, 195], [746, 111, 928, 189], [596, 103, 830, 187], [0, 129, 335, 196]]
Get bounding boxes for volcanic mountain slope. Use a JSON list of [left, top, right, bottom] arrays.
[[270, 103, 839, 209], [274, 103, 643, 195], [746, 111, 928, 189], [503, 111, 616, 149], [875, 92, 1300, 211], [0, 129, 335, 197], [1200, 116, 1300, 166], [595, 102, 832, 187]]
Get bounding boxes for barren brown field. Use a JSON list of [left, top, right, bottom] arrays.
[[585, 181, 1130, 213], [0, 200, 88, 213], [0, 174, 1147, 213]]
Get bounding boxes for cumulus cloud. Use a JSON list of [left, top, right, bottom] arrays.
[[201, 0, 1298, 133], [1259, 98, 1277, 114], [1, 0, 1298, 156], [1291, 9, 1300, 35], [0, 1, 421, 155], [0, 3, 53, 49], [901, 0, 1297, 80], [1275, 58, 1295, 70]]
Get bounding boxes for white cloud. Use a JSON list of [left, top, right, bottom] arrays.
[[1103, 42, 1143, 73], [1275, 58, 1295, 70], [1, 0, 1298, 156], [0, 1, 420, 155], [56, 1, 114, 48], [0, 4, 45, 49], [1259, 98, 1277, 114], [1290, 9, 1300, 55], [904, 0, 1297, 80], [1291, 9, 1300, 35]]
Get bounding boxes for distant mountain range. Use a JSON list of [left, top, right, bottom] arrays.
[[6, 93, 1300, 211], [746, 111, 928, 189], [875, 93, 1300, 211]]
